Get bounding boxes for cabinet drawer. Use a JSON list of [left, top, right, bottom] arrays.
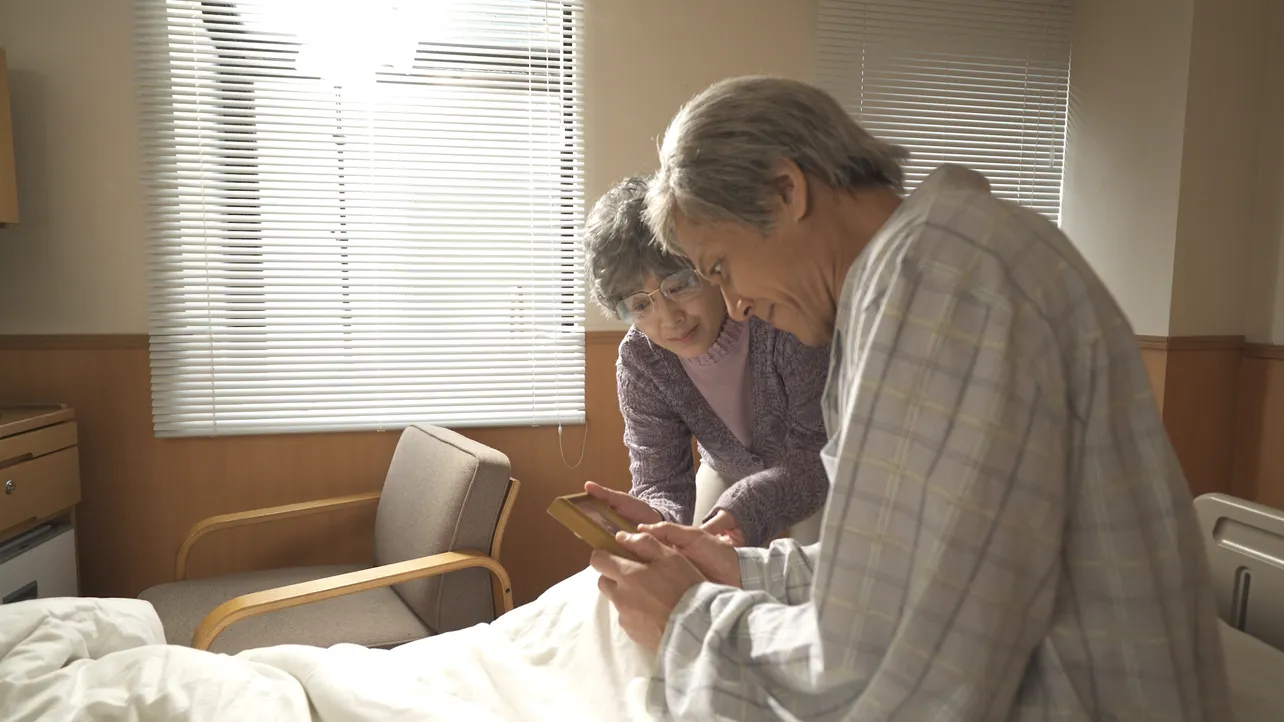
[[0, 448, 80, 533], [0, 422, 78, 468]]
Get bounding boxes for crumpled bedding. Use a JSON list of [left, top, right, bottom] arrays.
[[0, 567, 657, 722], [4, 566, 1280, 721]]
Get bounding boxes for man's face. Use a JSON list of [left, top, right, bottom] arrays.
[[673, 213, 837, 347]]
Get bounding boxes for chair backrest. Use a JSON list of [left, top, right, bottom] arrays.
[[374, 423, 512, 633]]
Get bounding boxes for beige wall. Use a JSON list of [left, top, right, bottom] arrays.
[[0, 0, 146, 334], [1059, 0, 1193, 337], [0, 0, 814, 335], [1169, 0, 1268, 337], [1062, 0, 1280, 340], [1245, 0, 1284, 344]]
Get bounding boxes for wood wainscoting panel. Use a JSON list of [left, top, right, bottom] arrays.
[[1134, 335, 1245, 499], [1234, 347, 1284, 510], [1160, 342, 1244, 499], [0, 331, 629, 605], [1140, 349, 1168, 412]]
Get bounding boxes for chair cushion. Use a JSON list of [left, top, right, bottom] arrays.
[[138, 565, 431, 655], [375, 424, 511, 634]]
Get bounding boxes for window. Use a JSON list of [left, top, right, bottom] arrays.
[[136, 0, 585, 437], [816, 0, 1072, 222]]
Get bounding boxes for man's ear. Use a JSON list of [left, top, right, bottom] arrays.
[[771, 158, 810, 223]]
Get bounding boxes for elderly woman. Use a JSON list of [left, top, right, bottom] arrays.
[[580, 174, 829, 548], [590, 76, 1230, 721]]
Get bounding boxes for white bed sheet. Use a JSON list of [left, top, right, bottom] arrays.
[[3, 568, 1282, 721], [0, 567, 657, 722]]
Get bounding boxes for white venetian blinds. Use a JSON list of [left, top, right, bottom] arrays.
[[136, 0, 585, 437], [817, 0, 1073, 222]]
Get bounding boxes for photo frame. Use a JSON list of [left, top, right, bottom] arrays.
[[546, 492, 641, 562]]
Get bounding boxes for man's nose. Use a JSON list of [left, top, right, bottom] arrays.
[[721, 286, 752, 322]]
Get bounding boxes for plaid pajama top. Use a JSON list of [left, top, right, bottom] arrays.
[[648, 164, 1232, 722]]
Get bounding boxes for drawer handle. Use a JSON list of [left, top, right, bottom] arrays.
[[0, 453, 34, 472], [3, 480, 12, 495]]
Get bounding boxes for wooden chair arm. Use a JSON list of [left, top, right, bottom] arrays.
[[175, 491, 382, 580], [191, 549, 513, 651]]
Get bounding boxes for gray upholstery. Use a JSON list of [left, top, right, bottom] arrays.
[[138, 565, 430, 654], [375, 423, 511, 633], [138, 423, 512, 655]]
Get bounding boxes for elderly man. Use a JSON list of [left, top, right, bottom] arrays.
[[589, 76, 1231, 721]]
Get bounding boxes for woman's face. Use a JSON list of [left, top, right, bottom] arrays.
[[621, 269, 728, 358]]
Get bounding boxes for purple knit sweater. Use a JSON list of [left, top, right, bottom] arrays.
[[615, 317, 832, 546]]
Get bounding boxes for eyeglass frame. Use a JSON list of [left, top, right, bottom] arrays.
[[614, 268, 704, 323]]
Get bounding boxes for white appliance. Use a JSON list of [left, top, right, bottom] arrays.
[[0, 523, 78, 604]]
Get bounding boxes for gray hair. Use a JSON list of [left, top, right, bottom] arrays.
[[645, 75, 909, 253], [584, 174, 691, 317]]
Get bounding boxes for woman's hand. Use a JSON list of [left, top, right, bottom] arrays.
[[584, 481, 664, 526], [700, 509, 747, 547]]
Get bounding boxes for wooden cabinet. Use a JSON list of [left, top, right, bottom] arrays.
[[0, 406, 81, 542], [0, 46, 17, 225], [0, 407, 81, 601]]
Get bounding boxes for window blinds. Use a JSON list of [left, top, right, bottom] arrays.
[[816, 0, 1073, 222], [136, 0, 585, 437]]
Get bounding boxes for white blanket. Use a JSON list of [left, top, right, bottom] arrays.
[[0, 568, 658, 722], [11, 570, 1278, 721]]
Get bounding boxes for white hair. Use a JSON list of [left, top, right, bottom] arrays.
[[645, 76, 909, 254]]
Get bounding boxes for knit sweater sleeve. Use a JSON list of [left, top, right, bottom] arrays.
[[711, 332, 832, 546], [617, 339, 697, 525]]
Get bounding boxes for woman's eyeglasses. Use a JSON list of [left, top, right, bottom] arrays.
[[615, 268, 703, 323]]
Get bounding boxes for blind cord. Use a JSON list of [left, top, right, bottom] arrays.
[[558, 420, 589, 469]]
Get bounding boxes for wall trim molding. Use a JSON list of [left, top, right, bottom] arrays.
[[0, 331, 1267, 357], [1135, 335, 1245, 351], [0, 334, 149, 350], [1244, 343, 1284, 361], [0, 333, 632, 352]]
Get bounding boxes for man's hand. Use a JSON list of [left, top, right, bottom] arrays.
[[591, 532, 706, 653], [584, 481, 663, 526], [700, 509, 747, 547], [640, 522, 742, 588]]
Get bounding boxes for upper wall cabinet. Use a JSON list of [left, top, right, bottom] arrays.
[[0, 47, 18, 225]]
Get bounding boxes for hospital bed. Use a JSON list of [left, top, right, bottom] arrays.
[[1196, 493, 1284, 719]]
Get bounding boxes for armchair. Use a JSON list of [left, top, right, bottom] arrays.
[[139, 424, 517, 654]]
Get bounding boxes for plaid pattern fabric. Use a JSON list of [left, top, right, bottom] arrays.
[[648, 165, 1232, 721]]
